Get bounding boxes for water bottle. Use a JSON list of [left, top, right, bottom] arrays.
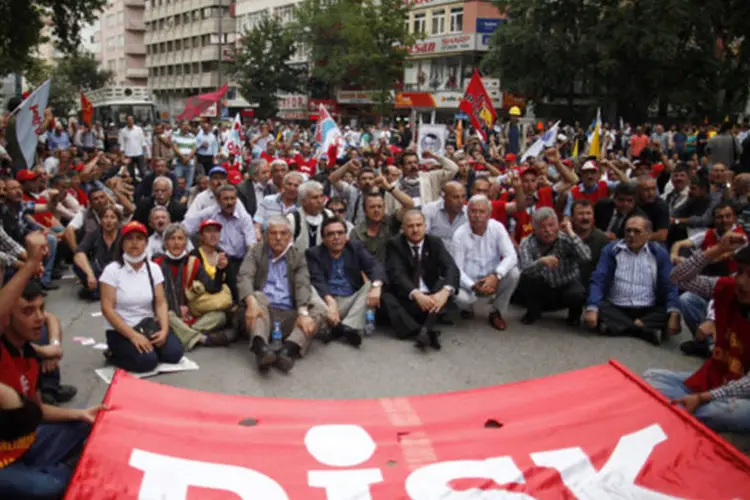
[[271, 321, 283, 349], [364, 309, 376, 337]]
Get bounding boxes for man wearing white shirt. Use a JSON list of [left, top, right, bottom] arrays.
[[450, 195, 520, 331], [118, 116, 147, 180], [185, 166, 251, 220]]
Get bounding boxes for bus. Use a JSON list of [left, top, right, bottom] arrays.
[[86, 86, 158, 147]]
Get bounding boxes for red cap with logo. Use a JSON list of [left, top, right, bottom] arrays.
[[16, 169, 38, 182], [199, 219, 223, 232], [121, 221, 148, 238]]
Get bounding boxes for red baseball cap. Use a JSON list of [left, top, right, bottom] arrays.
[[199, 219, 223, 232], [504, 153, 517, 163], [16, 169, 38, 182], [121, 221, 148, 238], [581, 160, 598, 171], [519, 166, 538, 177]]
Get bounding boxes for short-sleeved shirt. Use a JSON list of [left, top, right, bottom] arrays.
[[99, 260, 164, 329], [76, 231, 119, 271], [637, 199, 670, 232]]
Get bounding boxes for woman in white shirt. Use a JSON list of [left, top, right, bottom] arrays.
[[99, 221, 183, 372]]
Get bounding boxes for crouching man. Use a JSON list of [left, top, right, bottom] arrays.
[[238, 215, 324, 373]]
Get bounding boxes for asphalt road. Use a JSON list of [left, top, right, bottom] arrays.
[[46, 276, 703, 405]]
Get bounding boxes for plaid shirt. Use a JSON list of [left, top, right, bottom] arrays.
[[0, 225, 24, 267], [519, 232, 591, 288], [671, 252, 750, 400]]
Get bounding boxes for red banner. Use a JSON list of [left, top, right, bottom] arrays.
[[65, 361, 750, 499], [80, 92, 93, 126], [177, 84, 229, 121], [459, 69, 497, 141]]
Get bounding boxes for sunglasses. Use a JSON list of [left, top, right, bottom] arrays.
[[330, 208, 347, 214]]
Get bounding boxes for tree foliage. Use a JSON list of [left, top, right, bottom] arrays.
[[293, 0, 417, 114], [231, 15, 304, 120], [27, 52, 113, 117], [484, 0, 750, 122], [0, 0, 106, 75]]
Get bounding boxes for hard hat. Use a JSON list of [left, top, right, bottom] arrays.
[[509, 106, 522, 117]]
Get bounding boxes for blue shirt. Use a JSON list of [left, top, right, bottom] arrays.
[[195, 129, 219, 157], [262, 251, 293, 310], [184, 207, 257, 258], [328, 257, 353, 296], [47, 131, 71, 151]]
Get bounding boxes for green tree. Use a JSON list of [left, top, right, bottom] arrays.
[[27, 52, 113, 117], [0, 0, 106, 76], [294, 0, 416, 115], [231, 15, 304, 120]]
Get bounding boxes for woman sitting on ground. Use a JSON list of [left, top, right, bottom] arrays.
[[153, 223, 230, 349], [99, 221, 184, 373], [73, 205, 120, 300]]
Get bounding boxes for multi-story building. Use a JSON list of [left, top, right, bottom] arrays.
[[93, 0, 148, 87], [145, 0, 235, 118]]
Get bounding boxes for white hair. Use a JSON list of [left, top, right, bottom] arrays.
[[267, 215, 292, 232], [467, 194, 492, 211], [298, 180, 324, 201], [153, 176, 173, 192], [270, 159, 289, 171], [532, 207, 557, 228], [283, 171, 304, 184]]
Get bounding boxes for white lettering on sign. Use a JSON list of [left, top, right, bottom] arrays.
[[129, 424, 685, 500]]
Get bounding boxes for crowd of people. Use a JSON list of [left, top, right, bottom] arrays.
[[1, 90, 750, 497]]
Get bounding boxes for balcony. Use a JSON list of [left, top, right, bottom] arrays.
[[126, 19, 145, 31], [126, 67, 149, 79], [124, 0, 145, 8], [125, 44, 147, 55]]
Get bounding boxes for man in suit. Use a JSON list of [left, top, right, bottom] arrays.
[[594, 181, 645, 241], [306, 218, 387, 347], [237, 158, 275, 219], [237, 215, 324, 373], [132, 176, 186, 228], [384, 210, 459, 350]]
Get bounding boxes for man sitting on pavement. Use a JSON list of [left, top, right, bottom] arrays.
[[133, 175, 186, 227], [238, 215, 324, 373], [518, 207, 591, 325], [451, 195, 520, 330], [571, 199, 610, 291], [351, 192, 401, 263], [644, 231, 750, 433], [384, 209, 459, 350], [287, 180, 333, 252], [306, 218, 386, 347], [594, 181, 646, 241], [585, 216, 681, 344]]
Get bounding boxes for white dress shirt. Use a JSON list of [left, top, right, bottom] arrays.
[[186, 189, 250, 219], [450, 219, 517, 290], [118, 125, 147, 158], [608, 242, 656, 308]]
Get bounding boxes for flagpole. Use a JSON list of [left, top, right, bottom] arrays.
[[10, 79, 51, 116]]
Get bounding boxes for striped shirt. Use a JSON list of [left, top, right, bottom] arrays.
[[671, 252, 750, 400], [608, 241, 656, 308], [423, 199, 468, 256], [253, 194, 298, 227], [172, 131, 197, 157], [519, 232, 591, 288]]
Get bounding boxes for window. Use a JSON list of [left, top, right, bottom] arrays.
[[185, 64, 191, 75], [449, 7, 463, 33], [175, 39, 181, 50], [274, 5, 294, 25], [413, 13, 426, 34], [431, 10, 445, 35], [167, 41, 173, 51]]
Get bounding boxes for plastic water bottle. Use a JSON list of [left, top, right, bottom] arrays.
[[364, 309, 376, 337], [271, 321, 283, 349]]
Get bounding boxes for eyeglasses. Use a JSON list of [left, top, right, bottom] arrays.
[[331, 208, 347, 214]]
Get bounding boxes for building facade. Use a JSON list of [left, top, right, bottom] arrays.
[[145, 0, 235, 119], [94, 0, 148, 87]]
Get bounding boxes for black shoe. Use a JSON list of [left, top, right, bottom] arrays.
[[414, 327, 430, 350], [274, 347, 296, 373], [322, 325, 343, 344], [521, 312, 540, 325], [436, 314, 454, 326], [41, 282, 59, 291], [54, 385, 77, 403], [256, 345, 277, 370], [41, 391, 58, 405], [339, 325, 362, 348], [680, 340, 711, 358], [51, 270, 64, 280], [459, 309, 475, 320], [203, 331, 231, 347], [428, 330, 441, 350]]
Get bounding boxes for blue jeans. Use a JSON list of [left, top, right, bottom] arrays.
[[173, 159, 195, 188], [106, 328, 184, 373], [42, 233, 57, 285], [0, 421, 91, 499], [679, 291, 713, 348], [643, 369, 750, 433]]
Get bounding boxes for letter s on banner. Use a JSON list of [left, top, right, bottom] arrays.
[[405, 457, 536, 499], [129, 449, 289, 500]]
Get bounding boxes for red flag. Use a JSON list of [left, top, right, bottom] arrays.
[[80, 92, 93, 126], [459, 69, 496, 141], [177, 84, 229, 121]]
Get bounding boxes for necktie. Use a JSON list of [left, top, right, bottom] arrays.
[[607, 212, 622, 234], [412, 245, 422, 283]]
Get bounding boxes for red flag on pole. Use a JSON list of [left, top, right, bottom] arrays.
[[177, 83, 229, 121], [459, 69, 496, 141], [80, 92, 93, 126]]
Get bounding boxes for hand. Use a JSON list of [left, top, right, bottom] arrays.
[[429, 289, 451, 313], [76, 404, 108, 424], [667, 312, 681, 337], [41, 357, 60, 373], [715, 231, 747, 256], [34, 263, 45, 278], [480, 274, 499, 295], [296, 315, 316, 337], [87, 274, 98, 290], [584, 310, 599, 329], [373, 175, 389, 190], [217, 252, 228, 270], [670, 254, 685, 265], [244, 301, 266, 330], [421, 149, 435, 159], [695, 320, 716, 342], [413, 291, 436, 312], [539, 256, 560, 269], [367, 286, 381, 309], [544, 148, 560, 163], [605, 232, 617, 241], [25, 232, 49, 264], [130, 333, 153, 354], [325, 299, 341, 326], [671, 393, 708, 414], [560, 219, 575, 236], [150, 329, 169, 348]]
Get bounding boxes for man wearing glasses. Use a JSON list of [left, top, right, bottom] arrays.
[[306, 218, 387, 347], [585, 216, 681, 345]]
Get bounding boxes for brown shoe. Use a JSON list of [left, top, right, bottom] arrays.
[[488, 311, 506, 331], [203, 331, 231, 347], [460, 309, 475, 320]]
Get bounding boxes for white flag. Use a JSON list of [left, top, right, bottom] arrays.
[[521, 121, 560, 162], [13, 80, 51, 169]]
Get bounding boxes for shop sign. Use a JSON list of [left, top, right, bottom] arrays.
[[476, 18, 506, 34], [403, 0, 459, 8], [407, 34, 476, 56], [278, 94, 308, 110], [337, 90, 377, 104]]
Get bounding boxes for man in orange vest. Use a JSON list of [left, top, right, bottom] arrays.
[[645, 231, 750, 432], [563, 159, 628, 217]]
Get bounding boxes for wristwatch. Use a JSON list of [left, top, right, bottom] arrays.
[[372, 281, 383, 288], [298, 307, 310, 317], [50, 340, 61, 347]]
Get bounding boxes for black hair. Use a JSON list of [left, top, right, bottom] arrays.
[[712, 202, 735, 218], [400, 151, 419, 167], [572, 199, 593, 212], [357, 167, 374, 179], [363, 191, 385, 209], [21, 279, 46, 301], [6, 97, 21, 113], [719, 121, 733, 134], [613, 181, 636, 198], [673, 162, 691, 173], [691, 175, 710, 192], [326, 196, 348, 209], [321, 217, 347, 237]]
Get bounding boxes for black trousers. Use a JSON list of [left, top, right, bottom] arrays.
[[381, 282, 448, 339], [196, 155, 214, 177], [518, 275, 585, 317], [226, 256, 243, 302], [127, 155, 145, 180], [598, 300, 667, 335]]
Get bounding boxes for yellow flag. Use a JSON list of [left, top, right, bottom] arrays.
[[587, 108, 602, 159], [572, 139, 579, 158]]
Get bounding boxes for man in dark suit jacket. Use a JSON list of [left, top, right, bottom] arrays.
[[594, 181, 645, 240], [237, 158, 276, 218], [306, 218, 387, 347], [384, 210, 459, 350], [132, 176, 186, 228]]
